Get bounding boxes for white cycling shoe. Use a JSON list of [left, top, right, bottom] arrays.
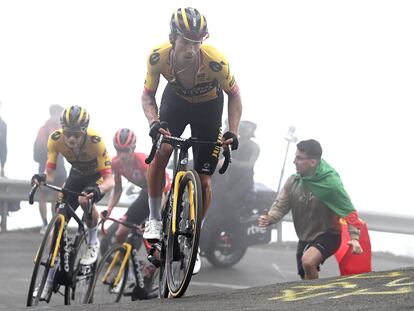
[[143, 219, 162, 241], [80, 241, 100, 266]]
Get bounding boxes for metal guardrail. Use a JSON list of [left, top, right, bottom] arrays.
[[1, 178, 414, 236], [0, 178, 127, 231]]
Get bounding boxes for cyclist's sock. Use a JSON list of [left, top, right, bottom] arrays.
[[88, 225, 99, 245], [148, 196, 162, 221]]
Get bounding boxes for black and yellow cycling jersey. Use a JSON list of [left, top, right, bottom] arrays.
[[46, 128, 112, 176], [143, 42, 240, 103]]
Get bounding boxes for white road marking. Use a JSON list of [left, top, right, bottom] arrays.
[[272, 262, 287, 279], [191, 281, 248, 289]]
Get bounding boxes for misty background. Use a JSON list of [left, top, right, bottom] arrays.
[[1, 1, 413, 255]]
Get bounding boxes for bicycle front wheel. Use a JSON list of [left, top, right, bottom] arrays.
[[64, 233, 94, 305], [87, 244, 128, 304], [27, 213, 64, 306], [166, 170, 203, 298]]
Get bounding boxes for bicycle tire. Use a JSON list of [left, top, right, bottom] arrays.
[[158, 240, 169, 298], [166, 169, 203, 297], [27, 213, 64, 306], [157, 197, 171, 298], [204, 224, 248, 268], [100, 222, 119, 256], [87, 243, 128, 304], [64, 233, 94, 305]]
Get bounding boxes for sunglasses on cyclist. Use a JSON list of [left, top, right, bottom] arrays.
[[63, 131, 84, 139]]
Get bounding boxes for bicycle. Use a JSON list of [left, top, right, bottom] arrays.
[[145, 126, 231, 298], [26, 183, 96, 306], [87, 212, 159, 303]]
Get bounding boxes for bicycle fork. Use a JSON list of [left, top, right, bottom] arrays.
[[103, 243, 132, 288]]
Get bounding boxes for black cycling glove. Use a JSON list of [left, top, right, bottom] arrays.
[[149, 121, 169, 144], [149, 121, 162, 144], [223, 131, 239, 150], [84, 185, 102, 203], [31, 173, 46, 185]]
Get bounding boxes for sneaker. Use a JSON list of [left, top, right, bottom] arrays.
[[192, 248, 201, 275], [143, 220, 162, 241], [80, 241, 100, 265], [33, 281, 52, 301], [39, 225, 48, 235]]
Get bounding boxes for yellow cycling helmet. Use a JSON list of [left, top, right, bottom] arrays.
[[60, 105, 90, 132], [170, 7, 209, 43]]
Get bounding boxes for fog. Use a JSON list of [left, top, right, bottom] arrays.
[[1, 0, 414, 218]]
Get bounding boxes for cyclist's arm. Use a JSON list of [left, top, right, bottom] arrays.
[[142, 91, 159, 125], [142, 47, 162, 125], [94, 135, 115, 195], [44, 167, 56, 184], [227, 92, 243, 135], [99, 173, 115, 196], [205, 45, 243, 135], [107, 174, 122, 215], [45, 133, 60, 183]]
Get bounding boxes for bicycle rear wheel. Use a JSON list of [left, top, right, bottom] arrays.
[[166, 170, 203, 298], [87, 244, 128, 304], [64, 233, 94, 305], [27, 213, 64, 306]]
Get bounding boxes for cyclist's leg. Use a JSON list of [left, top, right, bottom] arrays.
[[38, 162, 48, 231], [145, 84, 187, 239], [64, 170, 101, 265], [190, 90, 224, 217], [116, 190, 149, 243]]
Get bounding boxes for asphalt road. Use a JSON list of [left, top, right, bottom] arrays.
[[1, 229, 413, 311]]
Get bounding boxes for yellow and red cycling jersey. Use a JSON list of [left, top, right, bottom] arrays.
[[143, 42, 239, 103], [46, 128, 112, 176]]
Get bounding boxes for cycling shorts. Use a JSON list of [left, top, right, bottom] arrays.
[[62, 168, 102, 211], [159, 83, 223, 175], [124, 189, 149, 226], [296, 230, 341, 279]]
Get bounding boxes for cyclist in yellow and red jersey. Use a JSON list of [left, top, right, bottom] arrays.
[[32, 105, 114, 265], [31, 105, 114, 300], [141, 7, 243, 273]]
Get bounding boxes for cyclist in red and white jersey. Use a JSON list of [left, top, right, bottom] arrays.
[[105, 128, 170, 243]]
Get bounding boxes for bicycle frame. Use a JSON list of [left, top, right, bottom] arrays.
[[98, 214, 152, 298], [103, 242, 132, 287], [149, 135, 230, 235], [29, 183, 92, 282]]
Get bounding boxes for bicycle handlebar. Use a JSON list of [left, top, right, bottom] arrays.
[[100, 210, 144, 235], [145, 132, 232, 174], [29, 182, 93, 219]]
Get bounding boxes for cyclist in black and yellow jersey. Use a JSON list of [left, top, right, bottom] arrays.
[[31, 105, 115, 299], [141, 7, 242, 273]]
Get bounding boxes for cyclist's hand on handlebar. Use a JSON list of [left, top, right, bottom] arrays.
[[31, 173, 46, 185], [83, 185, 102, 203], [101, 210, 109, 220], [149, 121, 171, 144], [223, 131, 239, 150]]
